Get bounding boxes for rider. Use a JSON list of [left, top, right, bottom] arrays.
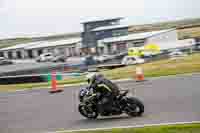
[[86, 72, 120, 115]]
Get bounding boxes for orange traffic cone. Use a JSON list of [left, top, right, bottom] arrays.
[[135, 67, 145, 82], [49, 71, 63, 93]]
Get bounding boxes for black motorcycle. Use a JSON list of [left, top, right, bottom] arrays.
[[78, 87, 144, 119]]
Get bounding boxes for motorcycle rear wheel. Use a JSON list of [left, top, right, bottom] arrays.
[[125, 97, 144, 117]]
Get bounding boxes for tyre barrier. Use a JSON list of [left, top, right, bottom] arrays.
[[0, 75, 45, 85], [0, 72, 84, 85]]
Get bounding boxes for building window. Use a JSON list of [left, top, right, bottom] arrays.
[[96, 32, 100, 36], [37, 49, 43, 56], [0, 52, 3, 57], [85, 24, 91, 31], [110, 21, 119, 25], [99, 47, 104, 54], [96, 31, 105, 36], [112, 29, 127, 37], [47, 48, 54, 53], [8, 51, 13, 59], [107, 44, 112, 54], [112, 32, 121, 36], [28, 50, 33, 58], [16, 51, 22, 59], [132, 40, 145, 47], [116, 43, 127, 53], [72, 47, 77, 56]]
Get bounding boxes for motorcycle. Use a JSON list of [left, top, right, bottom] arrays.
[[78, 87, 144, 119]]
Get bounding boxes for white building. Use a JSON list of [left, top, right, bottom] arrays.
[[0, 41, 45, 59], [0, 37, 82, 59], [97, 29, 180, 54], [25, 38, 82, 58], [0, 28, 196, 59]]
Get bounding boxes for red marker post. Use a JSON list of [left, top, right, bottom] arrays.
[[135, 67, 145, 82], [49, 71, 63, 93]]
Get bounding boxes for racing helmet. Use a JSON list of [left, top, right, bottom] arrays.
[[86, 72, 104, 84], [86, 72, 96, 83]]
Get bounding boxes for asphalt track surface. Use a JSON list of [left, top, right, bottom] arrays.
[[0, 74, 200, 133]]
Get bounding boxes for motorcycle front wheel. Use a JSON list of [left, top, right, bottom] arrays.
[[125, 97, 144, 117], [78, 104, 98, 119]]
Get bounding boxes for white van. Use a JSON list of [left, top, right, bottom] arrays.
[[121, 56, 145, 65], [36, 53, 54, 62]]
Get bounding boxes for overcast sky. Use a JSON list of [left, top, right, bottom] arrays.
[[0, 0, 200, 39]]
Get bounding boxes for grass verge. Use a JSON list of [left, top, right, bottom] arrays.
[[0, 53, 200, 92], [103, 53, 200, 79], [62, 123, 200, 133]]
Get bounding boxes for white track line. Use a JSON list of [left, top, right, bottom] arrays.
[[48, 121, 200, 133]]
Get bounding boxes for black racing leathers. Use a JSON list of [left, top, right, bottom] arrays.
[[89, 75, 120, 114]]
